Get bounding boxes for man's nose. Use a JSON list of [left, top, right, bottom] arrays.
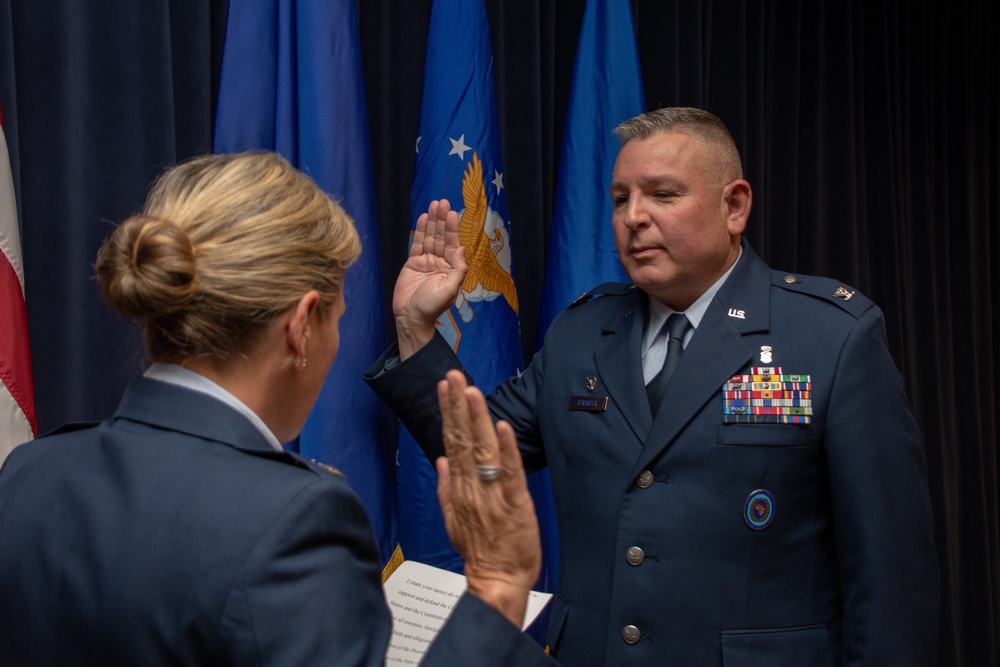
[[622, 196, 650, 230]]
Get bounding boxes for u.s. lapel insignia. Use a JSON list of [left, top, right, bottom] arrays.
[[760, 345, 773, 364]]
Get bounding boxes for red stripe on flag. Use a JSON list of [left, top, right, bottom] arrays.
[[0, 253, 36, 433]]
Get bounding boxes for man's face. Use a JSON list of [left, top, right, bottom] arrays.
[[610, 131, 745, 311]]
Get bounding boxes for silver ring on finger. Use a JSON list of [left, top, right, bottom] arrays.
[[476, 464, 501, 482]]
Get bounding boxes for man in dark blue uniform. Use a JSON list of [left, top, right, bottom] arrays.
[[367, 108, 939, 665]]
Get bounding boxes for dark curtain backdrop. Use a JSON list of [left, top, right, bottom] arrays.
[[3, 0, 996, 663]]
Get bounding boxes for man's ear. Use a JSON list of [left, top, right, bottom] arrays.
[[286, 291, 321, 361], [723, 179, 752, 236]]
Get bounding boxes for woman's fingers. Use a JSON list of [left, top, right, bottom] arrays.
[[495, 420, 528, 500], [438, 370, 477, 481], [465, 381, 501, 484]]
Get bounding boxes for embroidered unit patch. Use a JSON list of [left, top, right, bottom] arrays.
[[744, 489, 775, 530]]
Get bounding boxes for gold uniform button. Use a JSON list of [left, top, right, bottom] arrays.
[[784, 274, 798, 283], [622, 625, 641, 644], [636, 470, 654, 488], [626, 546, 645, 565]]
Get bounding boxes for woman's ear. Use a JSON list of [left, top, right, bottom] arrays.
[[286, 291, 321, 362]]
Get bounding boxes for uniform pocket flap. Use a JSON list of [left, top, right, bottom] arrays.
[[717, 422, 814, 447], [721, 624, 834, 666]]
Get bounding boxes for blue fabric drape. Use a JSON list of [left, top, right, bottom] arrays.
[[212, 0, 398, 566]]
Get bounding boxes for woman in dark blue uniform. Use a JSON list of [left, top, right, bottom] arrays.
[[0, 151, 553, 666]]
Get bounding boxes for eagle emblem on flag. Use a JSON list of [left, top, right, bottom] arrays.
[[453, 151, 519, 321]]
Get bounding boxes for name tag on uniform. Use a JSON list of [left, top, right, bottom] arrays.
[[569, 396, 608, 412]]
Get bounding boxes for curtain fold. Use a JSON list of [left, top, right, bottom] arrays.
[[7, 0, 226, 429]]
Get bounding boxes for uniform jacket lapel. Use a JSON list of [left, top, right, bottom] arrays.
[[593, 290, 652, 444], [635, 241, 773, 472], [114, 377, 292, 462]]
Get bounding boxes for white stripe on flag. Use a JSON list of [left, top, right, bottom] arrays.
[[0, 131, 23, 290], [0, 382, 33, 459]]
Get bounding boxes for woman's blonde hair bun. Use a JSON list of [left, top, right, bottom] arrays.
[[96, 214, 198, 320]]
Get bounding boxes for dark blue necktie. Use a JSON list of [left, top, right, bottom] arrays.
[[646, 313, 692, 416]]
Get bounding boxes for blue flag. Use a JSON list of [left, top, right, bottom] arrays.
[[213, 0, 398, 567], [536, 0, 646, 346], [402, 0, 561, 598]]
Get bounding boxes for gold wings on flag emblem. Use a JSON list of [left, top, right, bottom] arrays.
[[458, 151, 519, 314]]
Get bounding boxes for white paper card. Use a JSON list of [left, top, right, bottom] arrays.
[[383, 560, 552, 664]]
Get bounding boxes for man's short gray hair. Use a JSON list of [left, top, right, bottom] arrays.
[[613, 107, 744, 181]]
